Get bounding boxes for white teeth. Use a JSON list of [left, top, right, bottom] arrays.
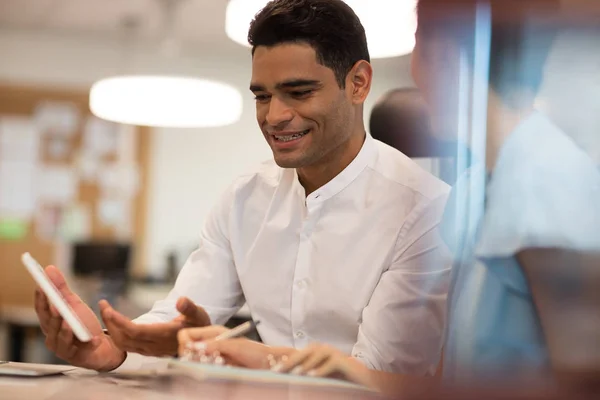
[[275, 130, 308, 142]]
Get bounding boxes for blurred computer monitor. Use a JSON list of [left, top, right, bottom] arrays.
[[71, 242, 132, 278]]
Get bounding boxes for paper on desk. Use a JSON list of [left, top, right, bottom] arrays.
[[0, 116, 41, 162], [168, 360, 371, 391], [0, 362, 76, 377], [34, 101, 79, 138], [36, 166, 78, 205], [0, 161, 37, 219]]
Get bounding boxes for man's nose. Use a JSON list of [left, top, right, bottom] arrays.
[[265, 97, 293, 127]]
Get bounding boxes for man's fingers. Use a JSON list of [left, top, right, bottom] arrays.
[[176, 297, 211, 327], [202, 339, 271, 369], [49, 304, 60, 318], [34, 289, 51, 334], [306, 359, 340, 378], [100, 300, 181, 356], [34, 288, 50, 314], [45, 313, 63, 351], [293, 351, 330, 375], [309, 358, 372, 387], [99, 301, 133, 349], [44, 265, 74, 299], [275, 347, 314, 373], [100, 300, 138, 338], [55, 321, 75, 359], [58, 321, 73, 343], [66, 343, 79, 360], [176, 297, 195, 315]]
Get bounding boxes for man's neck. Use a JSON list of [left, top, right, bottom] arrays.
[[297, 130, 366, 196], [485, 92, 535, 172]]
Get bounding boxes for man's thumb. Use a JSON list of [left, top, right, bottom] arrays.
[[45, 265, 72, 297], [177, 297, 211, 326]]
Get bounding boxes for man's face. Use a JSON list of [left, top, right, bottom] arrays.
[[411, 27, 462, 142], [251, 43, 355, 168]]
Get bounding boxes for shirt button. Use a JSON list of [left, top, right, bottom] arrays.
[[296, 279, 306, 289], [295, 331, 305, 339]]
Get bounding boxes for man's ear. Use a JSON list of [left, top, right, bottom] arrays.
[[346, 60, 373, 105]]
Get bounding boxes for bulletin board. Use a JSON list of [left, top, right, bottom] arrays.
[[0, 83, 151, 308]]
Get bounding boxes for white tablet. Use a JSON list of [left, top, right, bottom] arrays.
[[21, 252, 92, 343]]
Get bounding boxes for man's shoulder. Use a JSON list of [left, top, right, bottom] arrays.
[[495, 116, 599, 195], [227, 158, 283, 195], [370, 139, 450, 200]]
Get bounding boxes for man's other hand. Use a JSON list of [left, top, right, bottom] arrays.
[[99, 296, 211, 357]]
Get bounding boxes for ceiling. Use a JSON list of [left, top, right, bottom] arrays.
[[0, 0, 233, 48]]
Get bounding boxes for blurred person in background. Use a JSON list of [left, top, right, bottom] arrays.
[[180, 0, 600, 395]]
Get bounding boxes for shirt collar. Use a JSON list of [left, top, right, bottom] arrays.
[[294, 133, 376, 205]]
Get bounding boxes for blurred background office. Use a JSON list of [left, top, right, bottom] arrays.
[[0, 0, 598, 365]]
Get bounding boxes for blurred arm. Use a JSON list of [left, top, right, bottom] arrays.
[[518, 248, 600, 387]]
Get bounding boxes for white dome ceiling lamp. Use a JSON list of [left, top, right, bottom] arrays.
[[225, 0, 418, 59], [90, 0, 243, 128]]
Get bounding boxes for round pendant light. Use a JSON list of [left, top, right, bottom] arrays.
[[90, 0, 243, 128], [90, 76, 243, 128]]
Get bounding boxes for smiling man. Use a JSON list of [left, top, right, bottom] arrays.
[[34, 0, 450, 375]]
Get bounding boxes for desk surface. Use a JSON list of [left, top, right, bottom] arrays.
[[0, 363, 383, 400]]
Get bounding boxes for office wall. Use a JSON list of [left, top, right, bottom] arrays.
[[0, 28, 417, 277]]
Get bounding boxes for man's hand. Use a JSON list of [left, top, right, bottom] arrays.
[[272, 343, 373, 385], [177, 326, 294, 369], [99, 296, 211, 357], [34, 266, 126, 371], [177, 325, 230, 356]]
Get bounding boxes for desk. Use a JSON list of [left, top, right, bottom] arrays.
[[0, 363, 383, 400]]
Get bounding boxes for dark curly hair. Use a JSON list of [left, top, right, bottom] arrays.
[[248, 0, 370, 88]]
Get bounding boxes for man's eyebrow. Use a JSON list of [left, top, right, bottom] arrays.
[[249, 84, 265, 92], [249, 79, 322, 92], [276, 79, 321, 90]]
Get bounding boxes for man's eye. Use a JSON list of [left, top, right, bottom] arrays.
[[290, 90, 313, 98], [254, 94, 270, 102]]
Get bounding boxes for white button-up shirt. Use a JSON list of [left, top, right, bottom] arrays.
[[122, 134, 451, 374]]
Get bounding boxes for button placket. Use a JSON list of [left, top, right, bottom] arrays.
[[290, 204, 319, 348]]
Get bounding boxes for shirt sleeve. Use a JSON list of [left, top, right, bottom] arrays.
[[351, 194, 451, 375], [477, 132, 600, 259], [475, 144, 600, 294], [114, 182, 246, 371]]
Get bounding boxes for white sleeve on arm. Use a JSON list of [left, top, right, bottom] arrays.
[[351, 195, 451, 375], [115, 184, 245, 371]]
